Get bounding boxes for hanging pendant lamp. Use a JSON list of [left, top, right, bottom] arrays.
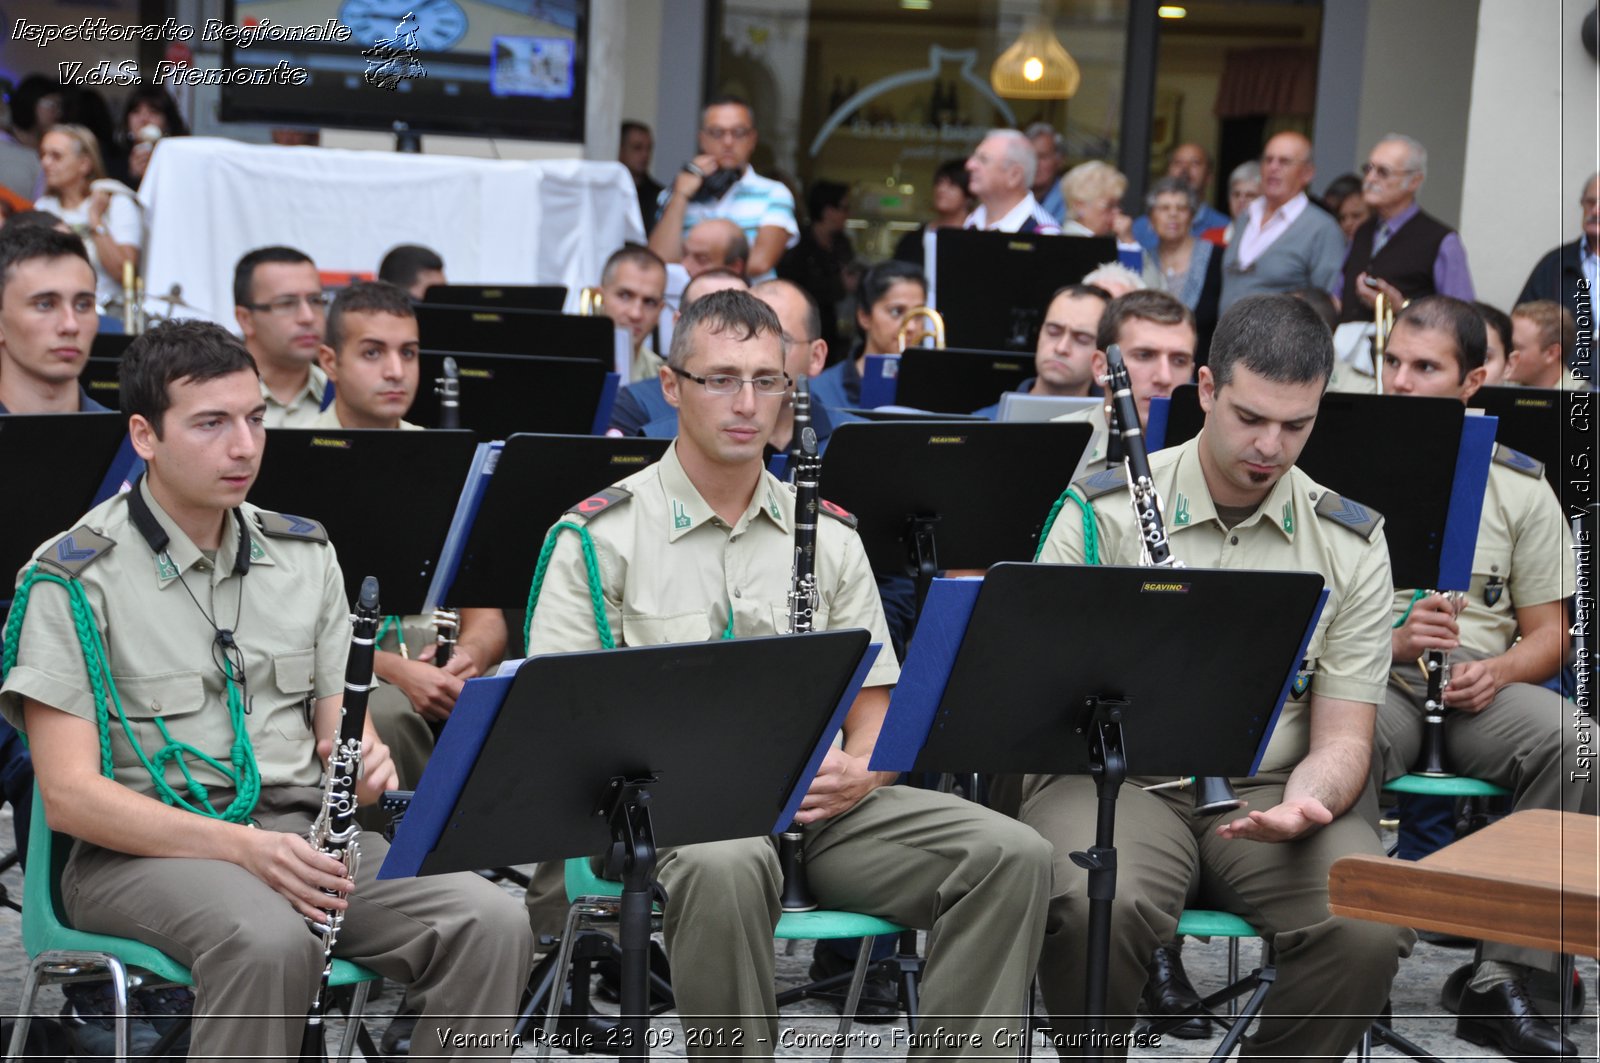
[[990, 17, 1080, 100]]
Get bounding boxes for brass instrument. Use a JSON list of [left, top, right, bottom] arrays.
[[895, 305, 946, 352], [1372, 289, 1400, 394], [578, 286, 605, 316]]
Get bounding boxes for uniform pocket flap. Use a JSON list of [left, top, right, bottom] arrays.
[[111, 671, 206, 720], [273, 648, 317, 695]]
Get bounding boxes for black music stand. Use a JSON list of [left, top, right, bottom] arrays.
[[416, 304, 613, 366], [1157, 386, 1476, 589], [818, 421, 1095, 607], [380, 632, 881, 1062], [437, 434, 672, 610], [0, 413, 129, 603], [90, 333, 135, 360], [408, 351, 612, 435], [249, 428, 479, 612], [80, 357, 122, 407], [422, 285, 567, 312], [893, 347, 1036, 413], [873, 564, 1327, 1058], [1473, 385, 1563, 493], [932, 229, 1115, 350]]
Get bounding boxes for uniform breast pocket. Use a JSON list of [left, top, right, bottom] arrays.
[[268, 647, 317, 740], [620, 612, 714, 646], [109, 671, 207, 770]]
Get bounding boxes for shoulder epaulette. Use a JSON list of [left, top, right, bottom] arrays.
[[818, 498, 857, 529], [1313, 492, 1384, 542], [1072, 464, 1128, 502], [1492, 443, 1544, 479], [253, 511, 329, 543], [566, 485, 633, 520], [38, 525, 116, 578]]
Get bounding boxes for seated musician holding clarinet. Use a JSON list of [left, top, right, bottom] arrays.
[[1376, 294, 1594, 1059], [1027, 294, 1412, 1058], [0, 321, 532, 1059], [525, 289, 1052, 1060]]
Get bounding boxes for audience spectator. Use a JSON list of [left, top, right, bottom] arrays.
[[1220, 132, 1344, 313], [1291, 288, 1341, 334], [892, 158, 971, 269], [1061, 161, 1158, 286], [1319, 173, 1370, 245], [1026, 122, 1068, 224], [0, 90, 43, 205], [7, 76, 62, 153], [649, 96, 797, 278], [378, 244, 447, 299], [810, 259, 925, 410], [683, 218, 749, 279], [117, 86, 188, 189], [34, 123, 138, 307], [1132, 142, 1230, 249], [1208, 161, 1261, 246], [620, 120, 663, 236], [1475, 300, 1514, 386], [1508, 300, 1588, 390], [1337, 134, 1475, 324], [1146, 176, 1223, 361], [1518, 171, 1598, 355], [1320, 173, 1362, 215], [964, 129, 1060, 234], [778, 179, 854, 355]]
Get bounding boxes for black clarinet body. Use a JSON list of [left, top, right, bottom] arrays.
[[1413, 591, 1464, 777], [436, 356, 461, 430], [300, 576, 381, 1062], [778, 407, 823, 913], [1103, 346, 1242, 815]]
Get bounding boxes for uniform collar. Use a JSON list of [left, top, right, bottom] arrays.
[[1167, 434, 1299, 541], [659, 442, 789, 542], [260, 362, 329, 411], [136, 478, 274, 587]]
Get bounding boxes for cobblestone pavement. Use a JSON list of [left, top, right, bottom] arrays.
[[0, 809, 1592, 1060]]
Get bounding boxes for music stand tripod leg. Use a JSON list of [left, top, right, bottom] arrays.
[[601, 775, 660, 1063], [1068, 698, 1128, 1063]]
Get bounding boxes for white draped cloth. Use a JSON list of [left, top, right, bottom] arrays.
[[139, 137, 644, 329]]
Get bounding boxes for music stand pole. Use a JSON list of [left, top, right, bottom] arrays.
[[1071, 698, 1129, 1055], [600, 776, 659, 1062]]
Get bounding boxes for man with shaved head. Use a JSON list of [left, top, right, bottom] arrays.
[[683, 218, 749, 279], [1220, 132, 1345, 313]]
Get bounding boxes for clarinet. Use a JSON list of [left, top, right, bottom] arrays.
[[436, 356, 461, 430], [300, 576, 381, 1063], [432, 608, 459, 669], [1103, 346, 1242, 815], [1414, 591, 1465, 777], [788, 375, 811, 481], [778, 413, 822, 912]]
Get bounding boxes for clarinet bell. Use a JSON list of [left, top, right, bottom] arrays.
[[1414, 719, 1454, 778], [1192, 775, 1244, 816], [777, 827, 818, 912]]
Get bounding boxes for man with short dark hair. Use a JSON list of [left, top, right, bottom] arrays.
[[598, 245, 669, 382], [619, 120, 662, 235], [1028, 293, 1409, 1058], [0, 226, 102, 414], [527, 289, 1051, 1060], [233, 245, 331, 427], [377, 244, 446, 300], [1378, 294, 1590, 1059], [648, 96, 798, 278], [970, 284, 1109, 419], [0, 319, 533, 1058], [1336, 135, 1475, 324]]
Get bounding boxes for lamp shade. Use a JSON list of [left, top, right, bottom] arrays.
[[991, 19, 1081, 100]]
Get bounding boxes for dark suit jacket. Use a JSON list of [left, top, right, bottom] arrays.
[[1518, 239, 1592, 353]]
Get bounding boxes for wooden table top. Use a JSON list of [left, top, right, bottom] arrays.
[[1329, 809, 1599, 958]]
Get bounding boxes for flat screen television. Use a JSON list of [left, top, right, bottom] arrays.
[[219, 0, 587, 142]]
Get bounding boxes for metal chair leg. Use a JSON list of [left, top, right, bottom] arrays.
[[105, 956, 130, 1063], [5, 957, 46, 1062], [829, 939, 875, 1063], [537, 903, 591, 1062], [333, 977, 373, 1063]]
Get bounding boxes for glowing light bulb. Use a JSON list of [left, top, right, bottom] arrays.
[[1023, 57, 1044, 81]]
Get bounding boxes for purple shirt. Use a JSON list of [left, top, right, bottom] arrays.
[[1336, 202, 1475, 302]]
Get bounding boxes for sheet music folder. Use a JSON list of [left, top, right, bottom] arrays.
[[872, 564, 1328, 778], [249, 428, 479, 612], [380, 632, 880, 878]]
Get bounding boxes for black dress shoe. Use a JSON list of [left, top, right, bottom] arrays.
[[809, 946, 900, 1024], [1141, 944, 1211, 1040], [1456, 979, 1577, 1061]]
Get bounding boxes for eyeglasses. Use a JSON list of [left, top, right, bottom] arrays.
[[1361, 162, 1415, 181], [701, 126, 753, 141], [672, 367, 791, 396], [246, 293, 331, 316]]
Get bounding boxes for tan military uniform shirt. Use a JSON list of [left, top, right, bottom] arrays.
[[1560, 366, 1593, 392], [308, 405, 424, 431], [260, 363, 331, 428], [1052, 401, 1111, 481], [0, 479, 350, 799], [1392, 448, 1575, 661], [1038, 434, 1394, 773], [527, 443, 901, 688], [630, 344, 665, 385]]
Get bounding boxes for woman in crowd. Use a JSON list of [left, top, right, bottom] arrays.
[[1148, 176, 1222, 359], [810, 259, 927, 410], [1322, 172, 1370, 245], [893, 157, 972, 270], [34, 123, 140, 306], [1060, 160, 1160, 287], [1208, 160, 1261, 245], [119, 87, 189, 188]]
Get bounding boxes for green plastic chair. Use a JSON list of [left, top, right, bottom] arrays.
[[7, 787, 380, 1063], [544, 857, 907, 1063], [1384, 773, 1510, 798]]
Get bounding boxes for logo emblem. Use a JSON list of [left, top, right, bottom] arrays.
[[1483, 575, 1503, 606], [155, 554, 178, 580], [1173, 493, 1190, 527], [249, 539, 266, 562], [672, 500, 691, 530], [1292, 659, 1313, 697], [1282, 503, 1294, 535], [55, 535, 96, 564]]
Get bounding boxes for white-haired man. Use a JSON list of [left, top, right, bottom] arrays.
[[1336, 134, 1475, 325], [964, 129, 1061, 235]]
